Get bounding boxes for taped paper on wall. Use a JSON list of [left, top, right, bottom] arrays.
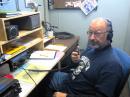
[[80, 0, 97, 15]]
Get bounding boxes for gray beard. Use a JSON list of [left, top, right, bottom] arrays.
[[87, 40, 110, 50], [87, 40, 100, 49]]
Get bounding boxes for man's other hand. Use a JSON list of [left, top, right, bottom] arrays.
[[53, 92, 67, 97]]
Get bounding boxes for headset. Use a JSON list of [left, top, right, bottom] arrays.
[[106, 19, 113, 43]]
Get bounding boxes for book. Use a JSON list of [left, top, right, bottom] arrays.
[[30, 50, 56, 60]]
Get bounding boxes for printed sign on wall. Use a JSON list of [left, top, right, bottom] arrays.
[[80, 0, 97, 15]]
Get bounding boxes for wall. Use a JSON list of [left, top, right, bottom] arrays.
[[0, 0, 27, 11], [124, 7, 130, 54], [48, 0, 130, 49], [0, 0, 130, 51]]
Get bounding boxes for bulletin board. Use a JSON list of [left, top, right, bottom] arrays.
[[48, 0, 83, 9]]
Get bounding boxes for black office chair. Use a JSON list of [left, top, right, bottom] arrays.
[[113, 48, 130, 97]]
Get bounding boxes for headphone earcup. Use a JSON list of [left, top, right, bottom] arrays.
[[106, 19, 113, 42], [107, 32, 113, 42]]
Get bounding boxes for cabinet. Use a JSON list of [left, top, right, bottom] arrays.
[[0, 12, 44, 62]]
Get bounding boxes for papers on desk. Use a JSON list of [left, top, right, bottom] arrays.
[[30, 50, 56, 60], [14, 63, 49, 84], [13, 51, 64, 84], [45, 44, 67, 52]]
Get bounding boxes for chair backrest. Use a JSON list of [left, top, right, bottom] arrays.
[[113, 48, 130, 97]]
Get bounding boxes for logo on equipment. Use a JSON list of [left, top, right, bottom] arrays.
[[72, 56, 90, 80]]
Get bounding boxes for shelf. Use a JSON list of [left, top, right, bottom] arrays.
[[21, 38, 43, 48], [3, 38, 43, 61], [0, 27, 43, 46], [0, 12, 44, 67], [18, 27, 42, 38], [0, 12, 40, 20], [0, 41, 6, 45], [44, 36, 55, 43]]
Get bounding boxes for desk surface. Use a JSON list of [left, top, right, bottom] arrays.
[[13, 51, 64, 97], [44, 36, 79, 52], [44, 36, 79, 71], [44, 36, 79, 59], [53, 36, 79, 52]]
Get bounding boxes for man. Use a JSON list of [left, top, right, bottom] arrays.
[[48, 17, 123, 97]]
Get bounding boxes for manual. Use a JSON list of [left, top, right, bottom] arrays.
[[30, 50, 56, 60]]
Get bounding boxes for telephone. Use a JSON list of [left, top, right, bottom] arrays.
[[54, 32, 74, 39]]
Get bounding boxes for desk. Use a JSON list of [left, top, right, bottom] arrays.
[[12, 36, 79, 97], [12, 51, 64, 97], [44, 36, 79, 52], [54, 36, 79, 52]]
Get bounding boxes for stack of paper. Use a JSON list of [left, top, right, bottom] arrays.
[[45, 44, 67, 52]]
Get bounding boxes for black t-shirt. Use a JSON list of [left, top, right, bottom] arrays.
[[65, 45, 123, 97]]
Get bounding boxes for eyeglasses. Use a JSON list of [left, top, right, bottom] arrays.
[[87, 31, 107, 37]]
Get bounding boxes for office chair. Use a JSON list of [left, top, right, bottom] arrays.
[[113, 48, 130, 97]]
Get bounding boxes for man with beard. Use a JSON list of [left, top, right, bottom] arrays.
[[47, 17, 123, 97]]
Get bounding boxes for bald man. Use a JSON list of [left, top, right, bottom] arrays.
[[47, 18, 123, 97]]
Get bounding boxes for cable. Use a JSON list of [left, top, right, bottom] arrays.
[[25, 68, 58, 72], [24, 65, 69, 72], [21, 67, 37, 86], [20, 67, 46, 97], [19, 65, 70, 96]]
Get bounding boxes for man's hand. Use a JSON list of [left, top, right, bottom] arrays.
[[71, 51, 80, 63], [53, 92, 67, 97]]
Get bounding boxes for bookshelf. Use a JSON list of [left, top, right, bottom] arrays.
[[0, 12, 44, 62]]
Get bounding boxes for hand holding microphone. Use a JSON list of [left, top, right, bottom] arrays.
[[71, 46, 80, 63]]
